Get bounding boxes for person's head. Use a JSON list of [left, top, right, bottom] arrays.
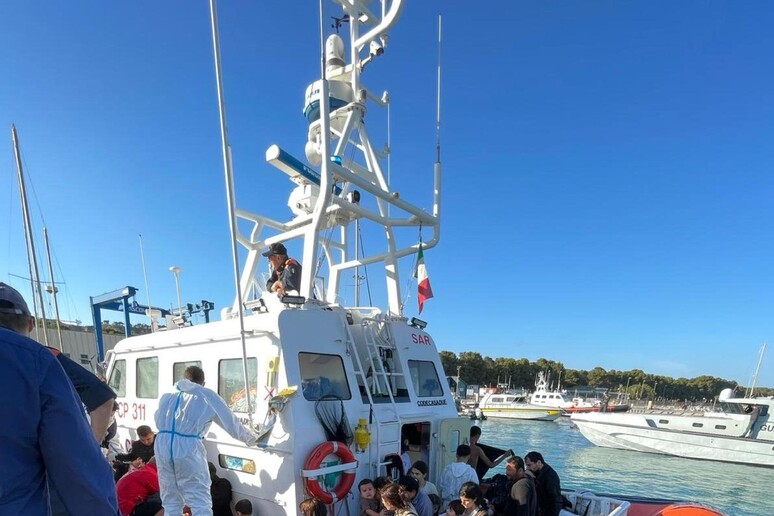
[[459, 481, 485, 511], [524, 451, 545, 474], [235, 498, 253, 516], [358, 478, 376, 500], [397, 475, 419, 501], [470, 425, 482, 443], [373, 475, 393, 491], [184, 365, 205, 385], [262, 242, 288, 270], [298, 497, 325, 516], [408, 460, 429, 486], [380, 483, 410, 511], [446, 499, 465, 516], [0, 282, 33, 335], [455, 444, 471, 462], [137, 425, 155, 445], [505, 456, 526, 480]]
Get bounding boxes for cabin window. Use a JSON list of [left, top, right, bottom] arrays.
[[408, 360, 443, 397], [715, 425, 727, 430], [109, 359, 126, 397], [692, 423, 703, 428], [658, 419, 669, 424], [136, 357, 159, 399], [492, 396, 504, 403], [218, 454, 256, 474], [299, 353, 351, 401], [173, 361, 202, 384], [218, 358, 258, 412]]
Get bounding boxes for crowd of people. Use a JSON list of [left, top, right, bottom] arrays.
[[344, 426, 563, 516], [2, 277, 563, 516]]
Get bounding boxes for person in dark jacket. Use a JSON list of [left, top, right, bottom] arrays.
[[263, 243, 302, 296], [116, 425, 156, 464], [209, 461, 233, 516], [524, 451, 562, 516]]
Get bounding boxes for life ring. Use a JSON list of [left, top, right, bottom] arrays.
[[303, 441, 357, 504]]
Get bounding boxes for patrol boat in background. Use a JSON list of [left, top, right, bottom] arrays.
[[105, 1, 469, 514]]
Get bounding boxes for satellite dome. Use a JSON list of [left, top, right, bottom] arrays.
[[719, 388, 735, 400]]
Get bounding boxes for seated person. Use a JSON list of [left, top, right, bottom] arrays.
[[209, 462, 233, 516], [235, 498, 253, 516], [116, 457, 162, 516], [116, 425, 156, 464]]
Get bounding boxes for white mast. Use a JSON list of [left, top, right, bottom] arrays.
[[43, 227, 63, 350], [747, 342, 767, 398], [11, 124, 49, 345]]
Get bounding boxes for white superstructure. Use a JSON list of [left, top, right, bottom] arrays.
[[105, 2, 468, 514], [571, 389, 774, 467], [530, 371, 575, 409]]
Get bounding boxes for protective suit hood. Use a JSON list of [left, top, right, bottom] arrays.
[[175, 379, 200, 392]]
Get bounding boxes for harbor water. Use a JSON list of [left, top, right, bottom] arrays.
[[474, 417, 773, 516]]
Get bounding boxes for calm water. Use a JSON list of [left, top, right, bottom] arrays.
[[474, 418, 773, 516]]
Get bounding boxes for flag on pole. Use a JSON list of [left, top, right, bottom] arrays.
[[414, 242, 434, 314]]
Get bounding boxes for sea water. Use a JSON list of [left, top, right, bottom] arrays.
[[474, 418, 773, 516]]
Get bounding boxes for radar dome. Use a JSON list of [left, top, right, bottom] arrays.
[[719, 388, 735, 400]]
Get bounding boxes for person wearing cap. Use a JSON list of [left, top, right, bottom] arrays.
[[263, 242, 302, 297], [0, 282, 119, 515]]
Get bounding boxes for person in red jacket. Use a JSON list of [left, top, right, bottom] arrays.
[[116, 457, 163, 516]]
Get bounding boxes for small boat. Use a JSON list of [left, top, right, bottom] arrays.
[[479, 391, 560, 421], [561, 490, 727, 516], [561, 397, 631, 415], [571, 388, 774, 467]]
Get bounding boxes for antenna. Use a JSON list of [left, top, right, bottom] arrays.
[[432, 14, 442, 220], [435, 14, 442, 164]]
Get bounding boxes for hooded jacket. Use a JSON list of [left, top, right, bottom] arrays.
[[439, 462, 479, 510]]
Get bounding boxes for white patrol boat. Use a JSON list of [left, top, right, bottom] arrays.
[[571, 388, 774, 468], [105, 1, 468, 514]]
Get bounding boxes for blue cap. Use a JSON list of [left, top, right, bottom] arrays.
[[0, 282, 30, 316]]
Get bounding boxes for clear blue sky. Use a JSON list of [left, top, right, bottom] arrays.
[[2, 1, 773, 387]]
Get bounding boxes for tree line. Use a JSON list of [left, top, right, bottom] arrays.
[[439, 351, 774, 402]]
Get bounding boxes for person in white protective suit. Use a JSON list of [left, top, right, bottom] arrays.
[[154, 365, 258, 516]]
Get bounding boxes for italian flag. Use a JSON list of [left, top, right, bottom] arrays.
[[414, 242, 434, 314]]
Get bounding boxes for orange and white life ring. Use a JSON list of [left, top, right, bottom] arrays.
[[303, 441, 357, 504]]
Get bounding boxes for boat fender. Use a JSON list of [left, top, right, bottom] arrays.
[[303, 441, 357, 504]]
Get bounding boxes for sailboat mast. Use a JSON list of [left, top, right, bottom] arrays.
[[11, 124, 49, 345], [43, 227, 63, 350]]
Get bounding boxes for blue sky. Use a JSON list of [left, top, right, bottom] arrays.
[[2, 1, 773, 387]]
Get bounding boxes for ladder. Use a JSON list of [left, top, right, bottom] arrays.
[[342, 312, 405, 478]]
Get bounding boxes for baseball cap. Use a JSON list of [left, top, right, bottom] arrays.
[[261, 242, 288, 257], [0, 282, 31, 316]]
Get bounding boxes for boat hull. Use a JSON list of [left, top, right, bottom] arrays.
[[481, 407, 560, 421], [571, 412, 774, 468]]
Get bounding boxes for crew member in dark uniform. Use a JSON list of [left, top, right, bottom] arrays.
[[263, 243, 302, 296]]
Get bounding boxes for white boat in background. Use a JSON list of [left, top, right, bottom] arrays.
[[530, 371, 575, 409], [479, 391, 560, 421], [571, 388, 774, 468]]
